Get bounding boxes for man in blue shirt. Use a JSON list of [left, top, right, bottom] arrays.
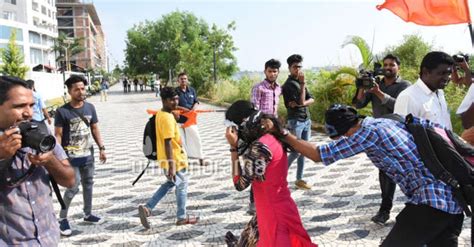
[[176, 72, 206, 166], [278, 104, 464, 246], [26, 79, 52, 125]]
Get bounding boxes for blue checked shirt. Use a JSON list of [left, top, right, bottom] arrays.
[[319, 117, 462, 214]]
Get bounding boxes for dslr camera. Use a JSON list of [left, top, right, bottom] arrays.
[[18, 121, 56, 153], [355, 62, 384, 89], [452, 54, 469, 63], [0, 121, 55, 185]]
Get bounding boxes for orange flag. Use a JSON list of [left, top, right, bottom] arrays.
[[377, 0, 471, 26]]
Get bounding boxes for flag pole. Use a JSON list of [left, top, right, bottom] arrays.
[[464, 0, 474, 48], [469, 24, 474, 48]]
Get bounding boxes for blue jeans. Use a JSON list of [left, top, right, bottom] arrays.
[[145, 169, 188, 220], [287, 119, 311, 180], [60, 159, 95, 218]]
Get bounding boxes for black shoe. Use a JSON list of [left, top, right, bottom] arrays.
[[371, 210, 390, 225]]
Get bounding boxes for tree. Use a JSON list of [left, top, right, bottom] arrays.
[[112, 65, 122, 78], [342, 35, 373, 70], [0, 30, 29, 79], [124, 11, 238, 91], [52, 33, 85, 70], [384, 34, 432, 82]]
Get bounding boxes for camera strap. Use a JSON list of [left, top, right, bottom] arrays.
[[50, 176, 66, 210]]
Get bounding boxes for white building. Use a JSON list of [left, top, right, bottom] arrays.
[[0, 0, 58, 70]]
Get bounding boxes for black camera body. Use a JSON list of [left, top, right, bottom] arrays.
[[355, 62, 384, 89], [18, 121, 56, 153], [453, 54, 469, 63]]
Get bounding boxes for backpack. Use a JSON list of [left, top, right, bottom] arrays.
[[384, 114, 474, 214], [384, 113, 474, 246], [142, 114, 157, 160]]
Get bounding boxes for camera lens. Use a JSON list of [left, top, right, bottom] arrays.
[[39, 136, 56, 153]]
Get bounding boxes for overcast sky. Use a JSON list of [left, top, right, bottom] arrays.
[[94, 0, 474, 71]]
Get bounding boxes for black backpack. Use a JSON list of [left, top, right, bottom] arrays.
[[142, 114, 157, 160], [384, 114, 474, 214], [133, 114, 158, 186], [384, 114, 474, 246]]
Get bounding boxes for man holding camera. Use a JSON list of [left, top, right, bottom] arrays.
[[451, 54, 474, 145], [353, 54, 410, 225], [395, 51, 453, 130], [275, 104, 464, 246], [0, 76, 75, 245], [54, 75, 107, 236], [282, 54, 314, 190]]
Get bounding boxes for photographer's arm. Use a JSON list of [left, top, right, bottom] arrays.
[[28, 151, 75, 188], [353, 88, 370, 108], [452, 61, 472, 87]]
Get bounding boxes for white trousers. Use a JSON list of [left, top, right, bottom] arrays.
[[179, 125, 203, 159]]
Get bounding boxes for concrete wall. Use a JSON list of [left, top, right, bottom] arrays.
[[26, 71, 70, 101]]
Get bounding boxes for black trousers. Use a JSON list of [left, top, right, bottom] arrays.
[[379, 170, 396, 213], [381, 204, 464, 247]]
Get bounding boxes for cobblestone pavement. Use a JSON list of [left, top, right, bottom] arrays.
[[57, 85, 471, 246]]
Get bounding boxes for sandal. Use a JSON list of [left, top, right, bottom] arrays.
[[176, 214, 200, 225], [138, 205, 151, 229]]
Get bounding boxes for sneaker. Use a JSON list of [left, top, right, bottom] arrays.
[[83, 214, 104, 224], [295, 180, 312, 190], [371, 210, 390, 225], [247, 202, 256, 215], [59, 218, 72, 236], [138, 205, 151, 229]]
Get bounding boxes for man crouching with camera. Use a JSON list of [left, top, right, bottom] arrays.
[[0, 76, 75, 246], [352, 54, 411, 225]]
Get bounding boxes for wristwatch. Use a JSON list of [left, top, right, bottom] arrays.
[[99, 145, 106, 151]]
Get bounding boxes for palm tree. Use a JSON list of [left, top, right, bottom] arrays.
[[52, 33, 85, 71], [342, 35, 373, 70]]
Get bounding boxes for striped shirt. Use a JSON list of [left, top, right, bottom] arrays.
[[319, 117, 462, 214], [0, 145, 68, 246], [251, 79, 281, 117]]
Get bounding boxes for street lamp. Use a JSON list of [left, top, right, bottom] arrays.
[[60, 38, 74, 97]]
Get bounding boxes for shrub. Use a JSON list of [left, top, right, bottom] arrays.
[[444, 83, 468, 135]]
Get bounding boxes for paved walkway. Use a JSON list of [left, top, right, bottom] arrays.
[[57, 84, 471, 246]]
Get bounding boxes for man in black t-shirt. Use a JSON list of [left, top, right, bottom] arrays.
[[54, 75, 107, 236], [282, 54, 314, 190]]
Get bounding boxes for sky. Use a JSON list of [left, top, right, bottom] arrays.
[[94, 0, 474, 71]]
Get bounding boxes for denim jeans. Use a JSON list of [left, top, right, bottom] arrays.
[[287, 119, 311, 180], [60, 160, 95, 218], [146, 169, 188, 220]]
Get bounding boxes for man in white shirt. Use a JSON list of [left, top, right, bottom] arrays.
[[394, 51, 453, 130], [154, 75, 161, 97]]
